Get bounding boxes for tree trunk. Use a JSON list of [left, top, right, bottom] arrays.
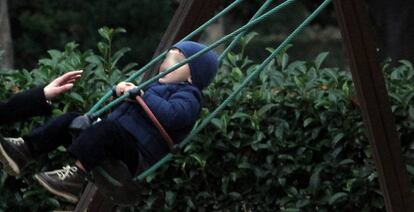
[[0, 0, 14, 70]]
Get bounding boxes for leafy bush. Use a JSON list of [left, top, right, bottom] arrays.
[[1, 29, 414, 211], [132, 46, 414, 211]]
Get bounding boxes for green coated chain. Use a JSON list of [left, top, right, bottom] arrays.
[[218, 0, 275, 62], [135, 0, 332, 181], [87, 0, 245, 115]]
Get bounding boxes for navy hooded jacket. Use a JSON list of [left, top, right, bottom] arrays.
[[107, 82, 202, 164]]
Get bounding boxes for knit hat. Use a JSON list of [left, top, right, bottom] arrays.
[[172, 41, 218, 90]]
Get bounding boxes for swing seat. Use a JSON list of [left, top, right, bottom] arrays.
[[69, 117, 141, 205], [91, 160, 141, 206]]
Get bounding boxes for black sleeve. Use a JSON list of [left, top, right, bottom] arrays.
[[0, 86, 52, 125]]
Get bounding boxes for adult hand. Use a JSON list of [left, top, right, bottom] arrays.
[[115, 82, 136, 96], [44, 70, 83, 100]]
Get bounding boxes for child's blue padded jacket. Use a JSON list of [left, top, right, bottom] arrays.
[[107, 82, 202, 164]]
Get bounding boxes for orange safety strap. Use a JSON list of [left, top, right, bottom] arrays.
[[134, 95, 174, 149]]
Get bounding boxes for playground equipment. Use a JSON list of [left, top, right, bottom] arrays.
[[71, 0, 413, 211]]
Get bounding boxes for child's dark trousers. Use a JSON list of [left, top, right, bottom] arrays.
[[23, 112, 147, 174]]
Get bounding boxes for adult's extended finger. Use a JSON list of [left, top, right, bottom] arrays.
[[55, 70, 83, 83]]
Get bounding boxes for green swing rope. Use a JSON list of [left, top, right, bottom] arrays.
[[218, 0, 275, 63], [90, 0, 297, 119], [92, 0, 297, 187], [135, 0, 332, 181], [87, 0, 245, 115]]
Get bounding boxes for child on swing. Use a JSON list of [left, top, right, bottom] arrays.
[[0, 41, 218, 203]]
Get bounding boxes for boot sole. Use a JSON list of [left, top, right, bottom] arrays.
[[34, 174, 79, 204], [0, 142, 20, 176]]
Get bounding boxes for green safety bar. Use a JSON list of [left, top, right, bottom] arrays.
[[87, 0, 245, 115], [135, 0, 332, 181], [90, 0, 297, 118]]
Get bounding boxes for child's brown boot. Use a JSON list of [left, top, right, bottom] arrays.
[[34, 165, 87, 203]]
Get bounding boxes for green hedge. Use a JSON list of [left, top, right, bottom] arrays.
[[1, 28, 414, 211]]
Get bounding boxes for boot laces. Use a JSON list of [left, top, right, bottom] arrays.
[[55, 165, 78, 180], [5, 137, 25, 146]]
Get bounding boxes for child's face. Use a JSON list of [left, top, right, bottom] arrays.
[[158, 49, 192, 84]]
